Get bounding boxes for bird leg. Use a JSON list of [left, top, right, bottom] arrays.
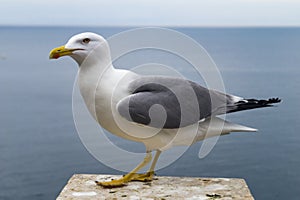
[[96, 152, 152, 188], [129, 150, 161, 182]]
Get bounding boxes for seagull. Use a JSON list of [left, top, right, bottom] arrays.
[[49, 32, 280, 188]]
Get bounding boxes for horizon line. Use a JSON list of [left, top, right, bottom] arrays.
[[1, 24, 300, 28]]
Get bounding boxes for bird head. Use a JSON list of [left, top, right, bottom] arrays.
[[49, 32, 110, 65]]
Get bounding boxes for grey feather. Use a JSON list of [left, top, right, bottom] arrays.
[[117, 76, 236, 129], [117, 76, 280, 129]]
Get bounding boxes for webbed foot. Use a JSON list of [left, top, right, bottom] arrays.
[[129, 171, 155, 182], [95, 177, 128, 188]]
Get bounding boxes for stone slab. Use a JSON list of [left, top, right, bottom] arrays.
[[57, 174, 254, 200]]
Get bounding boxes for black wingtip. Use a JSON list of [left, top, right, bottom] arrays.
[[267, 97, 281, 104], [229, 97, 282, 113], [242, 97, 282, 106]]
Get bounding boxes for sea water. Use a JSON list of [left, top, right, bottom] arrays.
[[0, 27, 299, 199]]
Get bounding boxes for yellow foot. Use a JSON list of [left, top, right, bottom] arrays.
[[95, 178, 128, 188], [129, 171, 155, 182]]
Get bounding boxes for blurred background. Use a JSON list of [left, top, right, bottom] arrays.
[[1, 1, 300, 199]]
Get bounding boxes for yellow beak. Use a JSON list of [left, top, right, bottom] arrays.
[[49, 45, 74, 59]]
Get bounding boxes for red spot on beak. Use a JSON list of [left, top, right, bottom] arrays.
[[53, 53, 60, 59]]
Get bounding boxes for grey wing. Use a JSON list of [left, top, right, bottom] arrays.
[[117, 76, 239, 129]]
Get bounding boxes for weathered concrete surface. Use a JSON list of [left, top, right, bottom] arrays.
[[57, 174, 254, 200]]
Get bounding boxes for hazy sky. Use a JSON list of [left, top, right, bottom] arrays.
[[1, 0, 300, 26]]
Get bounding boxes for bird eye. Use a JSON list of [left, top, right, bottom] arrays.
[[82, 38, 90, 44]]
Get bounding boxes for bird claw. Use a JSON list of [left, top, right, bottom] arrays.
[[129, 171, 155, 182], [95, 179, 128, 188], [97, 171, 155, 188]]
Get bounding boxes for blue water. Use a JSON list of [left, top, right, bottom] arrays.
[[0, 27, 300, 200]]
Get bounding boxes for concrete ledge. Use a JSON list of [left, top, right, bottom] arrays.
[[57, 174, 254, 199]]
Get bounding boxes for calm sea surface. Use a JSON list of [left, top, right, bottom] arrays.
[[0, 27, 299, 200]]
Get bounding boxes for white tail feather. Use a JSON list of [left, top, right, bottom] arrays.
[[198, 117, 257, 138]]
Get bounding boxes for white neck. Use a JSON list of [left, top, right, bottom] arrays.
[[77, 42, 116, 120], [76, 44, 140, 141]]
